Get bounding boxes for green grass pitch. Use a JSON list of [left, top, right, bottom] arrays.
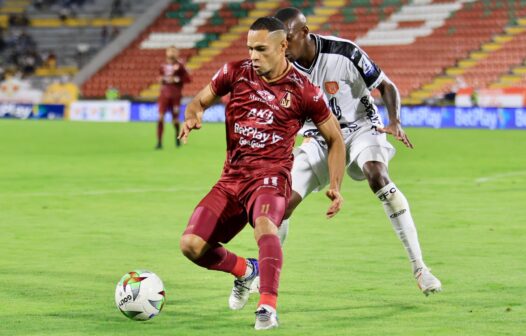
[[1, 119, 525, 335]]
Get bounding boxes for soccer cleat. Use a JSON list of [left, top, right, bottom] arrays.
[[254, 304, 279, 330], [176, 138, 181, 147], [249, 275, 260, 294], [155, 142, 163, 150], [228, 258, 258, 310], [415, 267, 442, 296]]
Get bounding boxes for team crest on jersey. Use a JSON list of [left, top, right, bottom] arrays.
[[280, 92, 291, 108], [257, 90, 275, 102], [324, 81, 339, 95]]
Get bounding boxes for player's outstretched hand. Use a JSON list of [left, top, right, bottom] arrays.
[[325, 188, 343, 219], [376, 123, 414, 149], [178, 112, 203, 144]]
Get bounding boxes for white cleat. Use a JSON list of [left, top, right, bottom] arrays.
[[228, 258, 258, 310], [249, 275, 260, 293], [254, 304, 279, 330], [415, 267, 442, 296]]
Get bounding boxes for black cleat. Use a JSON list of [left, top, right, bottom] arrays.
[[155, 142, 163, 150]]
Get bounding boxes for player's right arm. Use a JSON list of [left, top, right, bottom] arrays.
[[305, 85, 346, 218], [178, 84, 217, 144], [315, 114, 345, 218], [179, 62, 235, 143]]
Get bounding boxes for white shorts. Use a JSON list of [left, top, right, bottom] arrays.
[[292, 119, 396, 199]]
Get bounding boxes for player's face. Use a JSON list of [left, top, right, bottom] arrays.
[[247, 29, 286, 77], [166, 47, 179, 60], [284, 21, 307, 62]]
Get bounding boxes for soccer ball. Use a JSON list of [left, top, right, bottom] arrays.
[[115, 270, 166, 321]]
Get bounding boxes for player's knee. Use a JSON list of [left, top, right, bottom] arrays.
[[179, 234, 205, 261], [254, 216, 278, 240], [363, 161, 390, 192]]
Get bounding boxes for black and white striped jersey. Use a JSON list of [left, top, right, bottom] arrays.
[[294, 34, 385, 135]]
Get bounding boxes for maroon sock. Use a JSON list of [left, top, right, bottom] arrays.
[[257, 234, 282, 301], [194, 245, 242, 275], [157, 121, 164, 143]]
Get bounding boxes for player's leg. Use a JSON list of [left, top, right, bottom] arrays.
[[180, 187, 254, 294], [171, 102, 181, 147], [156, 98, 167, 149], [251, 191, 286, 330], [356, 147, 441, 295]]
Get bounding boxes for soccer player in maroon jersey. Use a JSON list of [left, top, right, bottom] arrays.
[[156, 46, 191, 149], [178, 17, 345, 330]]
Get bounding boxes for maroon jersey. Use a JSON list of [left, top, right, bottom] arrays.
[[211, 59, 331, 175], [159, 60, 191, 98]]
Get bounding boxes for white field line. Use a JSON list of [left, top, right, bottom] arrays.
[[3, 172, 525, 198], [475, 171, 526, 184]]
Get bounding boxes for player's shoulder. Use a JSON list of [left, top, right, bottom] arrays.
[[316, 34, 365, 61], [224, 59, 253, 74], [286, 66, 313, 89]]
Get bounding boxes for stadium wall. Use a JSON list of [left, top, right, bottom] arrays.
[[3, 101, 525, 130]]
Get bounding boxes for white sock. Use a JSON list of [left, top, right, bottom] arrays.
[[277, 219, 289, 246], [375, 183, 426, 273]]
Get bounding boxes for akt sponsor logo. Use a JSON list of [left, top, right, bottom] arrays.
[[248, 108, 274, 125]]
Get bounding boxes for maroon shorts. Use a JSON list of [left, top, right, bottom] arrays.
[[183, 172, 289, 245], [158, 95, 181, 116]]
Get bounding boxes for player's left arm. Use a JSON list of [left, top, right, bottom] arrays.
[[375, 76, 413, 148], [178, 84, 217, 143], [315, 114, 345, 218]]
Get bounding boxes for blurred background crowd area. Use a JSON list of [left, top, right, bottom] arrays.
[[0, 0, 525, 109]]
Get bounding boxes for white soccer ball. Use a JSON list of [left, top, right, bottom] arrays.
[[115, 270, 166, 321]]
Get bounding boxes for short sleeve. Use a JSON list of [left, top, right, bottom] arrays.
[[303, 83, 331, 125], [210, 63, 235, 97], [349, 48, 384, 91]]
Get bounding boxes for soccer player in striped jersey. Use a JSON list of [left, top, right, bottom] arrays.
[[273, 7, 441, 295]]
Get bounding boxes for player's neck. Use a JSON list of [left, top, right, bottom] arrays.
[[296, 34, 316, 69], [263, 59, 291, 83]]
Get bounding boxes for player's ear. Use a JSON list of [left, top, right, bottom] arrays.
[[280, 38, 288, 53], [302, 25, 309, 37]]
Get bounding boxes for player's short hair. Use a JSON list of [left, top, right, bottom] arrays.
[[274, 7, 302, 23], [249, 16, 285, 32]]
